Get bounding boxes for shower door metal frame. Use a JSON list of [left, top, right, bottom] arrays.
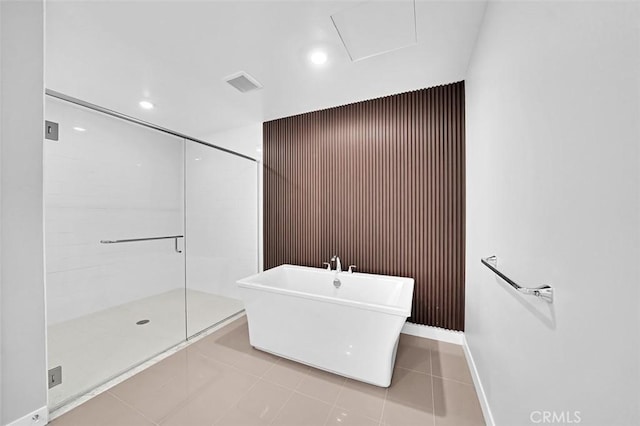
[[45, 89, 257, 163], [45, 89, 261, 414]]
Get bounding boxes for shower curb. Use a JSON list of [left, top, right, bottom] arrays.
[[47, 311, 246, 422]]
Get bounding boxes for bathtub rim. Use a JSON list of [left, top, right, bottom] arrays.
[[237, 264, 414, 317]]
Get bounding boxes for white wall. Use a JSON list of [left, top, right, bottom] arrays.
[[185, 140, 258, 336], [0, 1, 48, 424], [1, 5, 4, 422], [203, 123, 262, 161], [185, 124, 262, 325], [465, 2, 640, 425], [44, 98, 185, 325], [202, 123, 264, 272]]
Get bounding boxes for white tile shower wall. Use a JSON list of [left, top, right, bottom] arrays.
[[44, 98, 185, 326], [185, 141, 258, 336], [465, 2, 640, 425], [201, 123, 262, 161], [201, 123, 263, 272], [202, 123, 264, 273]]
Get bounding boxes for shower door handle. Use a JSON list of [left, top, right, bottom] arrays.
[[100, 235, 184, 254]]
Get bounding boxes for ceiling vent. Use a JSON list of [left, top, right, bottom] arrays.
[[224, 71, 263, 93]]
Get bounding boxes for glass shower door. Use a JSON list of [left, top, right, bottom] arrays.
[[185, 141, 258, 337], [44, 97, 186, 409]]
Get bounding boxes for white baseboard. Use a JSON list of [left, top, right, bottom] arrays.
[[401, 322, 465, 345], [6, 406, 48, 426], [462, 336, 495, 426], [401, 323, 494, 425]]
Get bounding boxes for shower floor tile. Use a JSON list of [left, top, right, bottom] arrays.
[[51, 317, 486, 426], [48, 289, 243, 410]]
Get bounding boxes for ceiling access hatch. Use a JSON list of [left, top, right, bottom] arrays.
[[331, 0, 417, 62]]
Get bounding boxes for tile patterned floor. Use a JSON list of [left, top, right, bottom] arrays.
[[48, 289, 243, 409], [50, 317, 485, 426]]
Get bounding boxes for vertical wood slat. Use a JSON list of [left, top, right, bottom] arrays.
[[263, 81, 465, 331]]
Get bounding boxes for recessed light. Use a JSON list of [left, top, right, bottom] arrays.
[[73, 127, 86, 132], [139, 100, 154, 110], [194, 157, 201, 161], [309, 50, 328, 65]]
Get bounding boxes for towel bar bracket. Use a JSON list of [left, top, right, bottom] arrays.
[[481, 255, 554, 303]]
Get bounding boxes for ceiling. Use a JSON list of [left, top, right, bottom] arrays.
[[46, 0, 487, 140]]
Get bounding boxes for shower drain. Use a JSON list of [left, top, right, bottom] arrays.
[[136, 319, 150, 325]]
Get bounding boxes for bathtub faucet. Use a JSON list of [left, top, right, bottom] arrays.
[[330, 255, 342, 273]]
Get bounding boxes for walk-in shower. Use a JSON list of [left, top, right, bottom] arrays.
[[44, 92, 258, 410]]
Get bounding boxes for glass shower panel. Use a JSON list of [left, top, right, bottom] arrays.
[[185, 141, 258, 337], [44, 97, 186, 409]]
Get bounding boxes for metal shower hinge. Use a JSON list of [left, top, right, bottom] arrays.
[[48, 365, 62, 388], [45, 120, 59, 141]]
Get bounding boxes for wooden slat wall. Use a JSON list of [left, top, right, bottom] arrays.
[[263, 81, 465, 330]]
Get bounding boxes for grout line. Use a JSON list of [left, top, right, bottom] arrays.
[[378, 388, 388, 426], [320, 398, 336, 426], [292, 386, 342, 407], [262, 364, 309, 390], [330, 383, 346, 411], [258, 355, 280, 379], [188, 329, 280, 381], [431, 374, 475, 387], [395, 365, 430, 375], [69, 318, 439, 426], [430, 347, 436, 426], [332, 382, 388, 424], [214, 377, 263, 424], [262, 368, 347, 425], [269, 368, 348, 425], [317, 377, 345, 426], [186, 348, 282, 424], [314, 376, 344, 424], [199, 354, 273, 382], [268, 384, 297, 425], [220, 350, 339, 423], [107, 390, 160, 426], [155, 351, 253, 425], [49, 314, 246, 422]]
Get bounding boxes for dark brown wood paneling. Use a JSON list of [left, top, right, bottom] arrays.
[[263, 81, 465, 331]]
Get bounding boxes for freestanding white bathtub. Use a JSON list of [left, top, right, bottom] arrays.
[[237, 264, 414, 387]]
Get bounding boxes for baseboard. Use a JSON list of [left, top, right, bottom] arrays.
[[6, 406, 48, 426], [401, 323, 494, 425], [462, 336, 495, 426], [401, 322, 465, 345]]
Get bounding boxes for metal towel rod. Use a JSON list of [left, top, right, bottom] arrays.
[[100, 235, 183, 253], [481, 255, 554, 303]]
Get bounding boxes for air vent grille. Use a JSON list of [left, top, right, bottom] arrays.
[[224, 72, 263, 93]]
